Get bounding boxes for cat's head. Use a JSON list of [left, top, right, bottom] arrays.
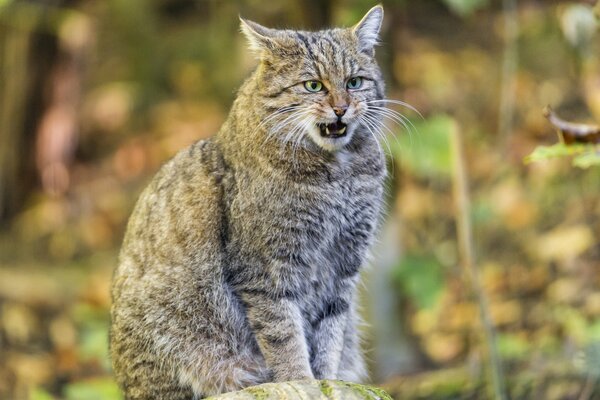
[[241, 6, 385, 152]]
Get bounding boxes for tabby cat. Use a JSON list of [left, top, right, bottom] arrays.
[[110, 5, 390, 399]]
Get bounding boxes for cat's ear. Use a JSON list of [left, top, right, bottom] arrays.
[[352, 5, 384, 54], [239, 17, 279, 56]]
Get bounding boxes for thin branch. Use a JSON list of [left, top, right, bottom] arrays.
[[497, 0, 519, 143], [450, 123, 507, 400]]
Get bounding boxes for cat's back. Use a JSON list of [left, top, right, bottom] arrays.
[[113, 139, 227, 294]]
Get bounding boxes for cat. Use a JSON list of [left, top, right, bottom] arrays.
[[110, 5, 389, 399]]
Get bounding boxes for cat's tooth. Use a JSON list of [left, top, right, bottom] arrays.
[[325, 126, 330, 134], [339, 126, 346, 134]]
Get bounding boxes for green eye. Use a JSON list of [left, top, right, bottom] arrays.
[[304, 80, 323, 92], [346, 77, 363, 89]]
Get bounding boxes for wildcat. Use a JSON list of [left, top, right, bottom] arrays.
[[110, 5, 389, 399]]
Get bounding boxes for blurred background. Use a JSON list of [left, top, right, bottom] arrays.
[[0, 0, 599, 399]]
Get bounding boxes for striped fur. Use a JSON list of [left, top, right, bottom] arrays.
[[110, 6, 386, 399]]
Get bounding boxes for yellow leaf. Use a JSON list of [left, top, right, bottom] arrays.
[[534, 225, 594, 261]]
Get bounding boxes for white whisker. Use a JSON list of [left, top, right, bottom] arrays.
[[367, 105, 416, 134], [360, 114, 393, 158], [269, 109, 313, 147], [362, 112, 402, 147], [357, 115, 389, 170], [279, 110, 313, 144], [259, 105, 304, 144], [365, 106, 418, 147], [365, 99, 423, 119], [283, 114, 314, 167]]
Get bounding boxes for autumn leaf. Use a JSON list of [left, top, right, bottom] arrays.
[[543, 106, 600, 145]]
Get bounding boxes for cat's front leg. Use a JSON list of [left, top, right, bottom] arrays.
[[310, 297, 349, 379], [337, 301, 367, 382], [240, 289, 314, 382]]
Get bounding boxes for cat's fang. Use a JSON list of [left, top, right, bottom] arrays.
[[319, 122, 347, 138]]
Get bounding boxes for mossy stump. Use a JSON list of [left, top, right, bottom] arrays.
[[206, 380, 392, 400]]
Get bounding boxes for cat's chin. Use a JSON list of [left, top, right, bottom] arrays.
[[307, 125, 354, 152]]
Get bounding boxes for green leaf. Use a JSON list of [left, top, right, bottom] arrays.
[[573, 150, 600, 168], [71, 304, 111, 370], [391, 114, 454, 179], [585, 320, 600, 343], [497, 334, 530, 359], [64, 378, 123, 400], [79, 325, 110, 367], [525, 143, 600, 168], [393, 254, 445, 310], [441, 0, 489, 17], [524, 143, 589, 163], [30, 388, 56, 400]]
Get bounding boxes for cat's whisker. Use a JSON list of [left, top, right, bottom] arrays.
[[363, 99, 421, 143], [262, 105, 301, 122], [278, 110, 313, 145], [366, 107, 417, 146], [365, 117, 397, 174], [263, 115, 299, 144], [365, 98, 423, 119], [357, 115, 387, 163], [293, 116, 316, 164], [269, 110, 313, 147], [362, 112, 402, 146], [259, 106, 304, 144], [366, 105, 415, 131], [368, 106, 418, 137], [280, 109, 314, 163], [360, 114, 393, 158], [287, 115, 315, 165], [273, 111, 309, 157], [259, 107, 298, 133]]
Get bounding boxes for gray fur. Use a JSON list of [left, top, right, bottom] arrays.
[[110, 6, 387, 399]]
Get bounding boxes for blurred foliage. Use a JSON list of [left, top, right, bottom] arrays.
[[441, 0, 489, 17], [391, 115, 453, 179], [1, 0, 600, 399], [526, 143, 600, 168], [393, 254, 445, 310]]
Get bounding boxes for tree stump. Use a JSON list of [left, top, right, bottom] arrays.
[[206, 380, 392, 400]]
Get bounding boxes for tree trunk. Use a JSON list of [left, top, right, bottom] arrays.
[[0, 0, 83, 226]]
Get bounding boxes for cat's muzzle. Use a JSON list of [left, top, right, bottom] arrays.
[[318, 121, 347, 138]]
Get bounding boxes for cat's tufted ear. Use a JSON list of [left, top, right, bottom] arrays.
[[352, 5, 384, 55], [239, 17, 280, 57]]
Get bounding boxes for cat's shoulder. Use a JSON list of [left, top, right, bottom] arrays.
[[130, 139, 228, 219], [176, 139, 226, 180], [152, 138, 227, 189], [125, 139, 227, 247]]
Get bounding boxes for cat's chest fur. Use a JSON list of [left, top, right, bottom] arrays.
[[222, 144, 385, 319]]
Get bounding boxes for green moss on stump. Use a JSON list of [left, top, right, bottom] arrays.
[[206, 380, 392, 399], [319, 380, 334, 398], [243, 386, 271, 400]]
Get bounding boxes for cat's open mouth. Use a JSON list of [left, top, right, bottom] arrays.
[[318, 121, 347, 138]]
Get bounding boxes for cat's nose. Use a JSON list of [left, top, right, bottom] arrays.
[[333, 105, 348, 117]]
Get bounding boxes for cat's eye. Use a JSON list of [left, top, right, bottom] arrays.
[[304, 80, 324, 92], [346, 77, 363, 90]]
